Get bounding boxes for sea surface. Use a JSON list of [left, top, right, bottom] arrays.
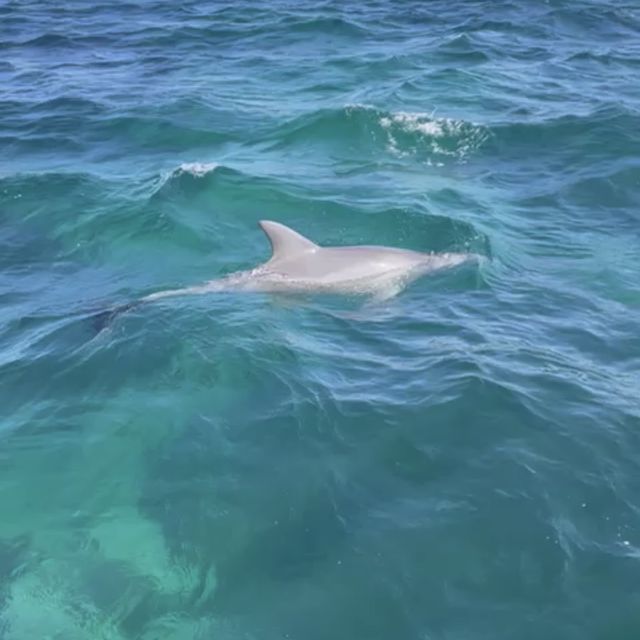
[[1, 1, 640, 638]]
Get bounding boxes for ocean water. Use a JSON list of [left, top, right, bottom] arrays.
[[1, 1, 640, 638]]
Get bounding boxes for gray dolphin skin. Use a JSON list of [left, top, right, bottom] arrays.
[[93, 220, 478, 330], [143, 220, 478, 303]]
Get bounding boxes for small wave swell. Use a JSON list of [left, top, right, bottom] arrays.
[[487, 106, 640, 165], [151, 162, 237, 197], [379, 110, 490, 162], [267, 104, 489, 164], [173, 162, 221, 179]]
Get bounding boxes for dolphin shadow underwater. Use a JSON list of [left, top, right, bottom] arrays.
[[92, 220, 482, 331]]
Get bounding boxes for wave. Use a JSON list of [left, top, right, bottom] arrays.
[[486, 106, 640, 164], [562, 165, 640, 209], [548, 5, 640, 37], [29, 96, 106, 115], [0, 169, 111, 192], [149, 162, 223, 194], [1, 31, 116, 49], [7, 33, 76, 48], [266, 104, 489, 164], [432, 33, 491, 63], [0, 153, 489, 282], [114, 13, 368, 49], [89, 115, 233, 151], [379, 110, 490, 162], [150, 162, 241, 197], [0, 113, 231, 159], [566, 50, 640, 68], [173, 162, 221, 178], [0, 171, 117, 269], [278, 15, 368, 37]]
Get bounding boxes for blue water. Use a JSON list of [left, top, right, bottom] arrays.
[[1, 1, 640, 638]]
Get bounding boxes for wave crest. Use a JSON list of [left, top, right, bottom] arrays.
[[269, 104, 489, 164], [174, 162, 220, 178], [379, 110, 489, 162], [148, 161, 225, 196]]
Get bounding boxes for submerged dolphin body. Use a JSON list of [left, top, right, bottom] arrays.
[[94, 220, 478, 328]]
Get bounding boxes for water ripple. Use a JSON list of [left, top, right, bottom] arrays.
[[1, 1, 640, 638]]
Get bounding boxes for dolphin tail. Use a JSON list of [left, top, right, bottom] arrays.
[[89, 300, 143, 333], [89, 281, 224, 333]]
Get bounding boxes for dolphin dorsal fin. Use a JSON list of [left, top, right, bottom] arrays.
[[259, 220, 318, 262]]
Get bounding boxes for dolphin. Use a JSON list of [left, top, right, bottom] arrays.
[[93, 220, 478, 328]]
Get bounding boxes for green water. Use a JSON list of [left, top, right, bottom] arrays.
[[1, 1, 640, 639]]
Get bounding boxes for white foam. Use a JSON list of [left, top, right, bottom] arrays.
[[152, 162, 220, 192], [379, 110, 488, 161], [176, 162, 219, 177], [344, 102, 374, 111], [380, 111, 449, 137]]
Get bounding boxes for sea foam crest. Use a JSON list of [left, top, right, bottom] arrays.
[[174, 162, 220, 177], [380, 111, 449, 137], [153, 162, 221, 191], [379, 110, 488, 162]]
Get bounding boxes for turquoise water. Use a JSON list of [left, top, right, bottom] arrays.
[[2, 1, 640, 638]]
